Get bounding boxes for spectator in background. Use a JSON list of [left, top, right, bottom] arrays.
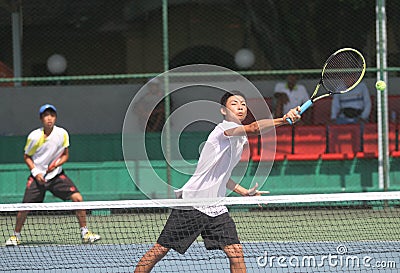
[[330, 80, 371, 124], [274, 74, 310, 123], [135, 78, 172, 132]]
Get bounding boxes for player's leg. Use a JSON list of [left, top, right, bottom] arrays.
[[14, 211, 29, 233], [202, 212, 246, 273], [223, 244, 246, 273], [70, 192, 100, 243], [69, 192, 86, 227], [6, 177, 45, 246], [134, 243, 170, 273], [134, 209, 204, 272], [49, 172, 100, 243], [5, 210, 29, 246]]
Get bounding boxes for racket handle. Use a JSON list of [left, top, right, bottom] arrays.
[[286, 100, 313, 125]]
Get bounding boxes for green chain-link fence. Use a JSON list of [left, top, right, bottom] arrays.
[[1, 1, 398, 81]]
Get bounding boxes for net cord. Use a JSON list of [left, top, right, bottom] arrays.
[[1, 191, 399, 212]]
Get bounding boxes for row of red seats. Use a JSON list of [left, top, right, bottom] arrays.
[[241, 123, 399, 162], [244, 95, 400, 125]]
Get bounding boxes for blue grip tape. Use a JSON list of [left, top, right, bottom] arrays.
[[285, 100, 313, 125]]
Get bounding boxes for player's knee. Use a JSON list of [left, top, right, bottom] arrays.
[[70, 193, 83, 202], [224, 244, 244, 259]]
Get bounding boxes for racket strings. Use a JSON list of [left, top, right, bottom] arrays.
[[322, 50, 365, 93]]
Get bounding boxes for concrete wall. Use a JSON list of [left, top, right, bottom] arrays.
[[0, 85, 138, 135]]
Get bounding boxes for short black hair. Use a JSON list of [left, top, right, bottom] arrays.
[[220, 91, 246, 106]]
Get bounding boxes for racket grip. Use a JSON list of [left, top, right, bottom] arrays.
[[285, 100, 313, 125]]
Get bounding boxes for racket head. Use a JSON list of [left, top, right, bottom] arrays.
[[321, 48, 366, 94]]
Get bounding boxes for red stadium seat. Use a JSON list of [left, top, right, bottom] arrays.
[[312, 97, 332, 125], [241, 135, 258, 162], [389, 123, 400, 152], [240, 143, 251, 162], [322, 124, 361, 160], [391, 150, 400, 158], [356, 123, 378, 159], [388, 96, 400, 155], [390, 123, 398, 153], [286, 125, 326, 161], [388, 95, 400, 123], [265, 97, 273, 110], [387, 123, 398, 157], [253, 126, 292, 162], [356, 123, 397, 159]]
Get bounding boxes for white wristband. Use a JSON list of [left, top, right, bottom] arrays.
[[31, 167, 41, 177]]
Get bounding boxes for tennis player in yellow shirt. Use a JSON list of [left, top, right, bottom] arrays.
[[5, 104, 100, 246]]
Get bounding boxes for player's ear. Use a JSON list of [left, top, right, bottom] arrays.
[[220, 106, 227, 116]]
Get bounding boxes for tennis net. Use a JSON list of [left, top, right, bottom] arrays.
[[1, 191, 400, 272]]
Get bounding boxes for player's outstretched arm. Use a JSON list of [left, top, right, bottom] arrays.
[[225, 106, 301, 137]]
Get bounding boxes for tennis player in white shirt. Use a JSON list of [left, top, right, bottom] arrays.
[[134, 91, 301, 273], [5, 104, 100, 246]]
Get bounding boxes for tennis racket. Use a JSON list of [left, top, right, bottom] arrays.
[[286, 48, 366, 124], [44, 150, 64, 180]]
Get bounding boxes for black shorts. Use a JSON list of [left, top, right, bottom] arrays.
[[22, 172, 80, 203], [157, 209, 240, 254]]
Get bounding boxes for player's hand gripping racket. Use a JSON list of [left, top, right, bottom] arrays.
[[286, 48, 366, 124]]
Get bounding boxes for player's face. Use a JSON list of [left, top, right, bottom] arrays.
[[222, 95, 247, 123], [40, 110, 57, 129]]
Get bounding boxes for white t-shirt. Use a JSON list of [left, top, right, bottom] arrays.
[[175, 120, 248, 217], [24, 125, 69, 180], [274, 82, 309, 114]]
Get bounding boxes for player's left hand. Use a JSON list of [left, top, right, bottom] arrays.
[[247, 182, 270, 208], [246, 182, 259, 196], [247, 182, 271, 196]]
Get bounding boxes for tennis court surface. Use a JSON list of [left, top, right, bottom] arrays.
[[1, 192, 400, 272]]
